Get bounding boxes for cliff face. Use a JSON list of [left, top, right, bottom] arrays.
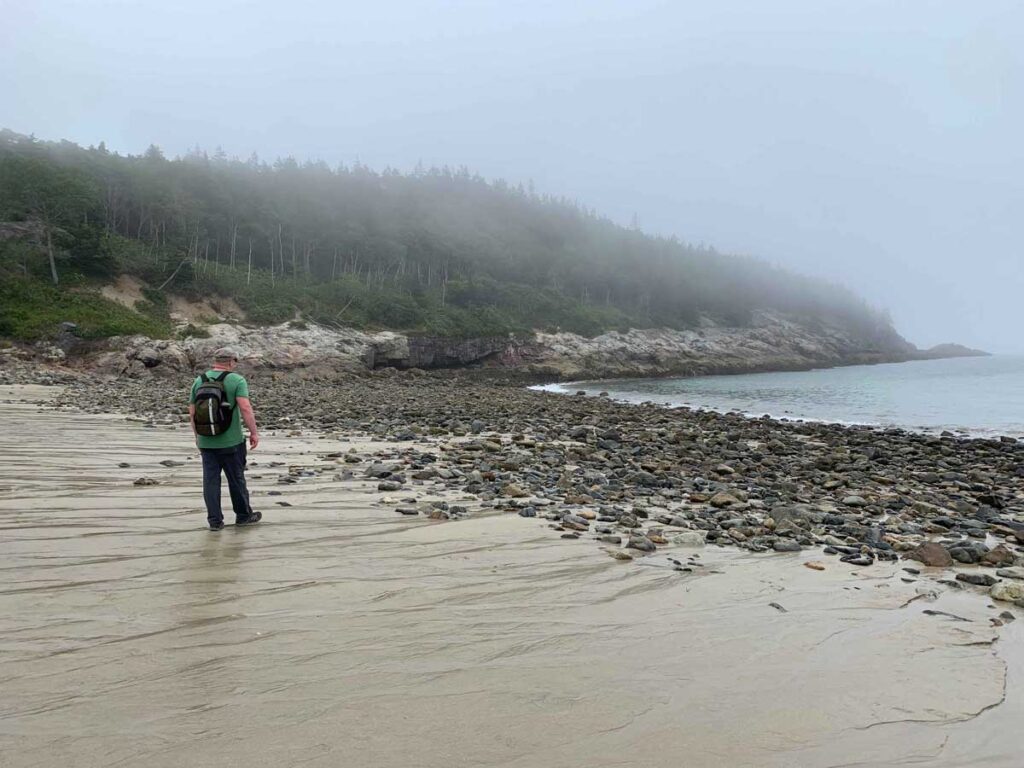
[[369, 335, 514, 370], [65, 323, 514, 377], [521, 311, 916, 379], [57, 310, 918, 381]]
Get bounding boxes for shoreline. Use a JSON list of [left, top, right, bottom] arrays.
[[534, 354, 1024, 441], [0, 340, 997, 386], [1, 384, 1022, 767], [3, 351, 1022, 445], [519, 347, 952, 386], [27, 369, 1024, 562]]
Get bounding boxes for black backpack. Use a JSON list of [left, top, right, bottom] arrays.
[[192, 371, 236, 436]]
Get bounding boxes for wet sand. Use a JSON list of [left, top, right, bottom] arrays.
[[0, 385, 1020, 767]]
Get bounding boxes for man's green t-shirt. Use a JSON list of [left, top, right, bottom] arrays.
[[189, 370, 249, 449]]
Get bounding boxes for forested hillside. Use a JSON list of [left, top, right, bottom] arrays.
[[0, 129, 898, 344]]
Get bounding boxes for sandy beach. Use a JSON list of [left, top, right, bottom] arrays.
[[0, 384, 1021, 768]]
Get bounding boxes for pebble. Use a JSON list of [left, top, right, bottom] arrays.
[[502, 483, 529, 498], [604, 549, 633, 561], [990, 582, 1024, 603], [956, 572, 997, 587], [773, 541, 802, 553], [709, 492, 740, 508], [840, 554, 875, 566], [669, 531, 706, 547], [906, 542, 954, 568], [562, 514, 590, 531], [627, 534, 657, 553]]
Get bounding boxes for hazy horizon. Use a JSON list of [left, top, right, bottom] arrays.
[[2, 1, 1021, 351]]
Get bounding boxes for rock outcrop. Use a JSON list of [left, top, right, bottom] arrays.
[[63, 310, 931, 380], [369, 335, 513, 369], [98, 323, 377, 376], [520, 311, 916, 380], [88, 323, 516, 377]]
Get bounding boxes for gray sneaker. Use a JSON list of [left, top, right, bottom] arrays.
[[236, 511, 262, 526]]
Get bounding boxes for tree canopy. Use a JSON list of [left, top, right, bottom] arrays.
[[0, 129, 898, 342]]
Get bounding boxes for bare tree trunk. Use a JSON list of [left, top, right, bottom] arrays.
[[46, 228, 59, 285], [230, 223, 238, 269], [157, 258, 189, 291], [277, 224, 284, 279], [247, 238, 253, 285], [269, 237, 275, 287], [331, 246, 338, 279]]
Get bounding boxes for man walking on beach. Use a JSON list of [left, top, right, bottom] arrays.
[[188, 347, 262, 530]]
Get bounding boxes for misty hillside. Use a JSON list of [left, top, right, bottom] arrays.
[[0, 129, 901, 346]]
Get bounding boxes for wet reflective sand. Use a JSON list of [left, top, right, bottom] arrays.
[[0, 386, 1020, 767]]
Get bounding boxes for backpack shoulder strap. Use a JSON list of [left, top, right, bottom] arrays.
[[200, 373, 211, 383], [215, 370, 238, 410]]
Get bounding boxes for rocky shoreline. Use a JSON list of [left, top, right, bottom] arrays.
[[20, 362, 1023, 615], [6, 304, 966, 382]]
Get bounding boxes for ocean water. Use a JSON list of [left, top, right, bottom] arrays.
[[541, 355, 1024, 438]]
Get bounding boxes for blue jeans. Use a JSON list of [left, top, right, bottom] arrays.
[[200, 442, 253, 524]]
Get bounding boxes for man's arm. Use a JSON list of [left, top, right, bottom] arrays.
[[188, 379, 198, 443], [237, 396, 259, 449]]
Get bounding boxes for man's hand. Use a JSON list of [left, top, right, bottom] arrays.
[[238, 397, 259, 451]]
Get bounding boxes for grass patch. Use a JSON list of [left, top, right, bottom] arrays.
[[0, 275, 173, 341]]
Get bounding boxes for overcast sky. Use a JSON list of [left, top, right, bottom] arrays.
[[2, 0, 1021, 351]]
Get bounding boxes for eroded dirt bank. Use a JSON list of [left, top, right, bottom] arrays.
[[0, 386, 1021, 768]]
